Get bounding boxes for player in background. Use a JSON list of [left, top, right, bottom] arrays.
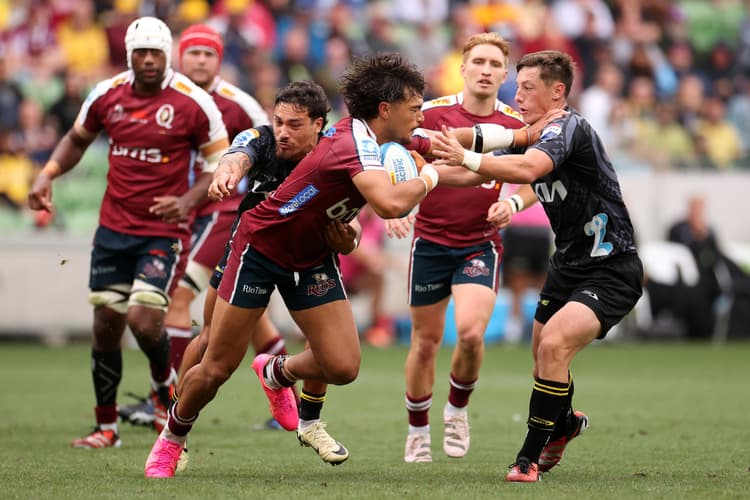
[[431, 50, 643, 482], [144, 53, 440, 478], [178, 81, 353, 469], [116, 23, 272, 430], [27, 17, 229, 449], [389, 32, 528, 463]]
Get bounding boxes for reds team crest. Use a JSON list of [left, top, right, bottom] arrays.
[[463, 258, 490, 278], [308, 272, 336, 297], [156, 104, 174, 129]]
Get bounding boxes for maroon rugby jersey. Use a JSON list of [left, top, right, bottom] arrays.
[[77, 68, 227, 239], [195, 76, 269, 217], [233, 117, 383, 270], [416, 92, 524, 247]]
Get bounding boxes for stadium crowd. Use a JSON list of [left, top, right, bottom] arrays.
[[1, 0, 750, 225]]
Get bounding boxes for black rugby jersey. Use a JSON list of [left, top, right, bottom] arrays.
[[225, 125, 298, 214], [496, 107, 637, 268]]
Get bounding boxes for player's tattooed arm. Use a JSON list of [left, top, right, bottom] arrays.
[[209, 152, 253, 200]]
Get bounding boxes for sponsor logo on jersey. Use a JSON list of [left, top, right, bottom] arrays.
[[307, 273, 336, 297], [107, 104, 127, 123], [497, 102, 523, 121], [357, 137, 380, 165], [218, 86, 236, 98], [129, 109, 150, 124], [462, 258, 490, 278], [232, 128, 260, 147], [174, 80, 192, 94], [241, 284, 270, 294], [156, 104, 174, 129], [581, 290, 599, 301], [414, 283, 445, 293], [279, 184, 319, 216], [111, 144, 169, 163], [540, 124, 562, 142], [534, 179, 567, 202], [422, 96, 456, 111]]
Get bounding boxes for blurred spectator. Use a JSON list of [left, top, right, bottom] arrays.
[[579, 61, 624, 149], [694, 96, 743, 169], [551, 0, 615, 41], [679, 0, 743, 58], [3, 0, 64, 79], [609, 75, 657, 163], [640, 101, 697, 170], [0, 129, 34, 211], [362, 1, 400, 55], [665, 195, 724, 338], [14, 98, 57, 165], [675, 73, 705, 134], [55, 0, 109, 82], [103, 0, 140, 72], [277, 23, 316, 86], [0, 53, 24, 131], [339, 205, 394, 347], [726, 76, 750, 161], [47, 70, 88, 137], [703, 41, 736, 100]]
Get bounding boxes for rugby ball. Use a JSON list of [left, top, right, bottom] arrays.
[[380, 142, 418, 185]]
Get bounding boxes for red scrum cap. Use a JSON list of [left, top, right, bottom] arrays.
[[178, 24, 224, 66]]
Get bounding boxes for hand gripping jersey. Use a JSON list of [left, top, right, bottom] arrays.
[[78, 68, 227, 239], [233, 117, 384, 271], [416, 92, 525, 247]]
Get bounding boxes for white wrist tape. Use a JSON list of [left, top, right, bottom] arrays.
[[473, 124, 515, 152], [419, 164, 439, 192], [462, 150, 482, 172], [507, 193, 525, 214]]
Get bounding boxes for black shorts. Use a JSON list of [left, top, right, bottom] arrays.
[[217, 242, 346, 310], [501, 225, 552, 277], [534, 253, 644, 338], [408, 237, 501, 306], [89, 225, 184, 295]]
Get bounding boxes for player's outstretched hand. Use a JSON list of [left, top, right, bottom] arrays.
[[385, 213, 415, 239], [430, 125, 466, 167], [208, 171, 239, 200]]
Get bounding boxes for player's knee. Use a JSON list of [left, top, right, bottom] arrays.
[[88, 284, 131, 314], [180, 260, 211, 295], [129, 280, 170, 312], [203, 361, 233, 388], [325, 358, 360, 385], [456, 327, 484, 351]]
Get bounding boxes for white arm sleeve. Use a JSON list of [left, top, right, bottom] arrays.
[[472, 124, 515, 153]]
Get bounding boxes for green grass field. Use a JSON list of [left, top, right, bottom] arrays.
[[1, 341, 748, 499]]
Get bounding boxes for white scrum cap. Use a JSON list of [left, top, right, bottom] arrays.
[[125, 16, 173, 70]]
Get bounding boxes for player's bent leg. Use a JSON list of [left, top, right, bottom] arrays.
[[536, 302, 600, 382], [286, 300, 360, 384], [178, 298, 262, 419]]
